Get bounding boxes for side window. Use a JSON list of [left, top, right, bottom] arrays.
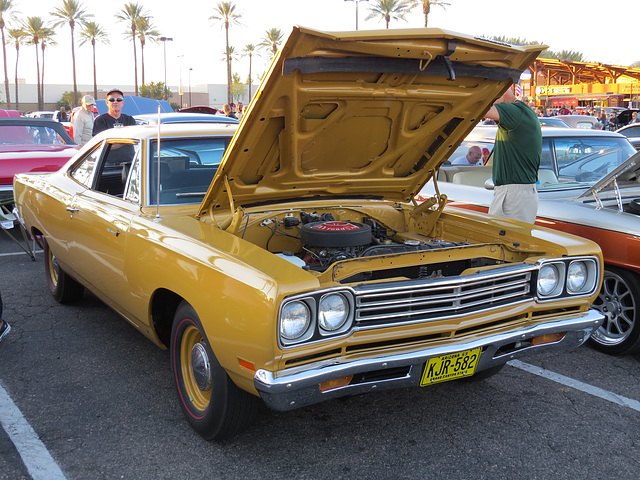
[[70, 143, 103, 187], [94, 141, 140, 198], [540, 138, 553, 170], [623, 126, 640, 137]]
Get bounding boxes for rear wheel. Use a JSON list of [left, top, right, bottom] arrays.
[[590, 268, 640, 355], [44, 239, 84, 304], [170, 301, 259, 440]]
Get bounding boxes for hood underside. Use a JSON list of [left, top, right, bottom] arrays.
[[198, 27, 544, 217]]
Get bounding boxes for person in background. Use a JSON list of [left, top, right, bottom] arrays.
[[0, 291, 9, 343], [222, 103, 238, 119], [483, 84, 542, 224], [451, 145, 484, 166], [607, 112, 620, 131], [92, 88, 136, 136], [237, 102, 244, 119], [56, 106, 68, 122], [631, 111, 639, 124], [73, 95, 96, 145]]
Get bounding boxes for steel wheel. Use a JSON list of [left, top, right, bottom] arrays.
[[179, 325, 212, 413], [170, 301, 259, 440], [44, 239, 84, 304], [590, 268, 640, 355]]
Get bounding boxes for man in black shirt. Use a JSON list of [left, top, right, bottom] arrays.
[[92, 88, 136, 136]]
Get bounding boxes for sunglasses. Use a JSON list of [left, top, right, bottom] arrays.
[[107, 97, 124, 102]]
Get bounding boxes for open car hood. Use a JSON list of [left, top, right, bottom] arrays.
[[579, 150, 640, 199], [198, 27, 544, 217]]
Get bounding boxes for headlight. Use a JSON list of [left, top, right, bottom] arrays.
[[538, 263, 561, 297], [318, 293, 349, 332], [567, 261, 588, 293], [280, 301, 311, 340]]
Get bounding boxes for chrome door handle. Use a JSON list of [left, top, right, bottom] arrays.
[[66, 207, 79, 212]]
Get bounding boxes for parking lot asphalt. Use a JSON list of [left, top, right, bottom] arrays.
[[1, 227, 639, 480]]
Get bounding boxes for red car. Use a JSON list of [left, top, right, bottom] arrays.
[[0, 117, 79, 204]]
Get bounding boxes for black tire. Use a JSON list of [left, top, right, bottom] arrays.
[[170, 301, 259, 440], [590, 268, 640, 355], [44, 239, 84, 304]]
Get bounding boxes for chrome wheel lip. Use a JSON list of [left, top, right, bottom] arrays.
[[592, 272, 636, 346], [190, 342, 212, 392]]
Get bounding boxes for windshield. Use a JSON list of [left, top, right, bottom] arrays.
[[544, 136, 637, 188], [147, 136, 232, 205]]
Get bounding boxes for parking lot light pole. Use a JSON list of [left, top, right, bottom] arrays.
[[188, 68, 192, 107], [344, 0, 368, 30], [157, 37, 173, 100]]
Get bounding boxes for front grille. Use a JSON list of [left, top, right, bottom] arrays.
[[354, 264, 535, 328]]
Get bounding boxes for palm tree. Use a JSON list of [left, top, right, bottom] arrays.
[[0, 0, 16, 109], [22, 17, 47, 110], [51, 0, 91, 107], [79, 21, 109, 100], [259, 28, 284, 58], [7, 27, 24, 110], [116, 2, 145, 96], [39, 28, 57, 105], [242, 44, 258, 99], [210, 1, 241, 104], [135, 15, 159, 86], [365, 0, 415, 29], [413, 0, 450, 27]]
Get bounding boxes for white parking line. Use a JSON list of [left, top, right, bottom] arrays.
[[0, 250, 42, 258], [0, 382, 67, 480], [508, 360, 640, 412]]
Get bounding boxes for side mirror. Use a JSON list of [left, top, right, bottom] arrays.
[[484, 178, 495, 190]]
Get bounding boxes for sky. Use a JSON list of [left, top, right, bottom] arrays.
[[10, 0, 640, 96]]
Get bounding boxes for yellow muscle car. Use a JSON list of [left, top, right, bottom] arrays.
[[14, 27, 604, 440]]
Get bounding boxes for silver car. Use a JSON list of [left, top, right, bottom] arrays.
[[423, 126, 640, 354]]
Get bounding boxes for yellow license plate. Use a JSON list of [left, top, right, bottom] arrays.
[[420, 348, 482, 386]]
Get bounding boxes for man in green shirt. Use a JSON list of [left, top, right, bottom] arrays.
[[484, 85, 542, 223]]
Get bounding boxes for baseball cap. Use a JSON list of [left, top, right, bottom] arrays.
[[106, 88, 124, 97], [82, 95, 95, 105]]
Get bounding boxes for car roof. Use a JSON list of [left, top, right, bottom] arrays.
[[466, 125, 625, 142], [89, 122, 239, 143], [0, 117, 76, 144], [134, 112, 238, 125]]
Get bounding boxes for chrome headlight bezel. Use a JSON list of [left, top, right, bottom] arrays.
[[536, 257, 600, 301], [566, 259, 599, 295], [318, 292, 351, 335], [278, 289, 355, 348]]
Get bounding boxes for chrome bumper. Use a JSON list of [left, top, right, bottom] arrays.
[[254, 310, 603, 411]]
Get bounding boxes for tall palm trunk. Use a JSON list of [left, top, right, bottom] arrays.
[[248, 53, 252, 100], [34, 42, 42, 109], [1, 27, 10, 109], [70, 24, 78, 106], [133, 37, 138, 95], [13, 43, 18, 110], [91, 39, 97, 99], [140, 41, 145, 86], [225, 22, 231, 103], [40, 43, 46, 109]]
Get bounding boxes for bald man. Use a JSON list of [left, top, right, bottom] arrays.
[[451, 145, 484, 166]]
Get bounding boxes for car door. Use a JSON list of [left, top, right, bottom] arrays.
[[63, 139, 142, 308]]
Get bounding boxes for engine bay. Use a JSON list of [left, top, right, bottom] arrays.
[[233, 204, 510, 284]]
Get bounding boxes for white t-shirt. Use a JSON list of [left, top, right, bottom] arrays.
[[451, 154, 483, 166]]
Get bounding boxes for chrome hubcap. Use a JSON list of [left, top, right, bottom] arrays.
[[190, 342, 212, 391]]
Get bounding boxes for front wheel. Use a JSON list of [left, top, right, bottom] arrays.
[[590, 268, 640, 355], [170, 301, 259, 440], [44, 239, 84, 304]]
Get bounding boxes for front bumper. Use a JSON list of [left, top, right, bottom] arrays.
[[254, 309, 603, 411]]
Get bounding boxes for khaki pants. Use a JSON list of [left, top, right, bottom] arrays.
[[489, 184, 538, 224]]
